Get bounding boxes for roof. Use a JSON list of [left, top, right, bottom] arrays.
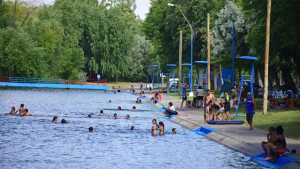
[[166, 64, 177, 67], [236, 56, 258, 61], [181, 63, 191, 66], [146, 65, 160, 68], [195, 61, 209, 64]]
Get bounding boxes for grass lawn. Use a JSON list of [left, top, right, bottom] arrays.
[[159, 89, 300, 140]]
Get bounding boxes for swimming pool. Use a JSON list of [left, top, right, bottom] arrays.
[[0, 89, 268, 169]]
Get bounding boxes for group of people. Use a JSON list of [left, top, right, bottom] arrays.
[[7, 104, 34, 116], [151, 118, 177, 135]]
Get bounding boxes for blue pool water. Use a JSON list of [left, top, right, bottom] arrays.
[[0, 89, 268, 169]]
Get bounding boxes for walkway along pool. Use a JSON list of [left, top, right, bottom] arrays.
[[0, 89, 267, 169]]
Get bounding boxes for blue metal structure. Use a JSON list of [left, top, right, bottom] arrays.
[[146, 65, 160, 89], [180, 63, 192, 98], [166, 64, 177, 94], [195, 61, 209, 90], [190, 33, 193, 94], [234, 56, 258, 118]]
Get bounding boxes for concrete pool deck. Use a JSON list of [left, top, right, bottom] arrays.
[[138, 91, 300, 168]]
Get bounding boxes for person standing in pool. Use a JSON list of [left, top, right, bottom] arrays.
[[172, 128, 177, 134], [152, 119, 159, 135], [130, 85, 135, 93], [204, 90, 215, 123], [133, 106, 136, 111], [181, 83, 189, 108], [16, 104, 26, 116], [118, 86, 121, 92], [113, 113, 118, 119], [131, 126, 136, 130], [89, 127, 94, 132], [140, 82, 143, 91], [224, 91, 231, 121], [158, 121, 164, 135], [24, 109, 33, 116], [244, 92, 256, 130], [126, 115, 130, 119]]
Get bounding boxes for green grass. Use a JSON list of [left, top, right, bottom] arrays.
[[160, 90, 300, 140]]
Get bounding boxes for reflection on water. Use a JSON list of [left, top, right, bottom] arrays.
[[0, 89, 267, 169]]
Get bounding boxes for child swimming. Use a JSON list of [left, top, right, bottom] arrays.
[[158, 121, 164, 135]]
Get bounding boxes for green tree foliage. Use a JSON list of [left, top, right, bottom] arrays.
[[0, 0, 145, 81]]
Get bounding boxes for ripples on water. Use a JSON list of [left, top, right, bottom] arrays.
[[0, 89, 267, 169]]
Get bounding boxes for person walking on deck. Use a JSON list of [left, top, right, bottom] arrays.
[[244, 92, 256, 130]]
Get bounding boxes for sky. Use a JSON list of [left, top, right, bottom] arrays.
[[28, 0, 151, 20]]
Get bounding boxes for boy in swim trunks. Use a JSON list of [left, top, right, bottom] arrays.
[[231, 87, 238, 113], [24, 109, 34, 116], [215, 97, 225, 121], [204, 89, 215, 124], [205, 101, 214, 122], [16, 104, 26, 116]]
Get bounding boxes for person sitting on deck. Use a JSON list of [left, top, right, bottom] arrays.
[[269, 96, 278, 109], [283, 95, 297, 108], [163, 102, 177, 117], [99, 110, 104, 116], [186, 100, 192, 109], [262, 126, 287, 161], [262, 127, 275, 152]]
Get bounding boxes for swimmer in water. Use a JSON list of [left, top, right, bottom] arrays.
[[159, 121, 164, 135], [61, 119, 67, 124], [7, 107, 16, 115], [109, 100, 112, 103], [133, 106, 136, 111], [126, 115, 130, 119], [114, 91, 116, 94], [89, 127, 94, 132], [16, 104, 25, 116], [99, 110, 104, 116], [104, 91, 107, 93], [118, 106, 121, 110], [131, 126, 135, 130], [24, 109, 34, 116], [138, 99, 142, 104], [130, 85, 135, 93], [136, 98, 139, 103], [152, 119, 159, 135], [172, 128, 177, 134], [88, 113, 93, 118], [118, 86, 121, 92], [52, 116, 58, 123], [113, 113, 118, 119]]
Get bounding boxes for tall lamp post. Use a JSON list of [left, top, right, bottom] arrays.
[[168, 3, 194, 96], [225, 0, 235, 87]]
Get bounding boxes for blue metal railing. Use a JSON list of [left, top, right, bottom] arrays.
[[9, 77, 65, 84]]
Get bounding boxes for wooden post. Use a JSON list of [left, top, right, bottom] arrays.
[[219, 65, 223, 85], [263, 0, 272, 115], [178, 30, 182, 95], [207, 13, 211, 90]]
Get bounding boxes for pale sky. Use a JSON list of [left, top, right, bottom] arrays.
[[25, 0, 151, 20]]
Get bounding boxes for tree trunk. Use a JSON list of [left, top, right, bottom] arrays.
[[213, 65, 218, 90], [219, 65, 223, 85], [255, 67, 259, 86]]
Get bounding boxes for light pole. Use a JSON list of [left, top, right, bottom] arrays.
[[225, 0, 235, 87], [168, 3, 194, 96]]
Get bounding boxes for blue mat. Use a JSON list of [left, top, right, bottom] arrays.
[[207, 120, 244, 125], [251, 152, 300, 168], [158, 107, 168, 111], [140, 95, 147, 98]]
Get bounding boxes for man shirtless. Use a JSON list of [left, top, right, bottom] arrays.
[[24, 109, 34, 116], [204, 90, 215, 123], [16, 104, 26, 116], [130, 85, 135, 93]]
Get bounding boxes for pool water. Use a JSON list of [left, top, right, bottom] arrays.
[[0, 89, 268, 169]]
